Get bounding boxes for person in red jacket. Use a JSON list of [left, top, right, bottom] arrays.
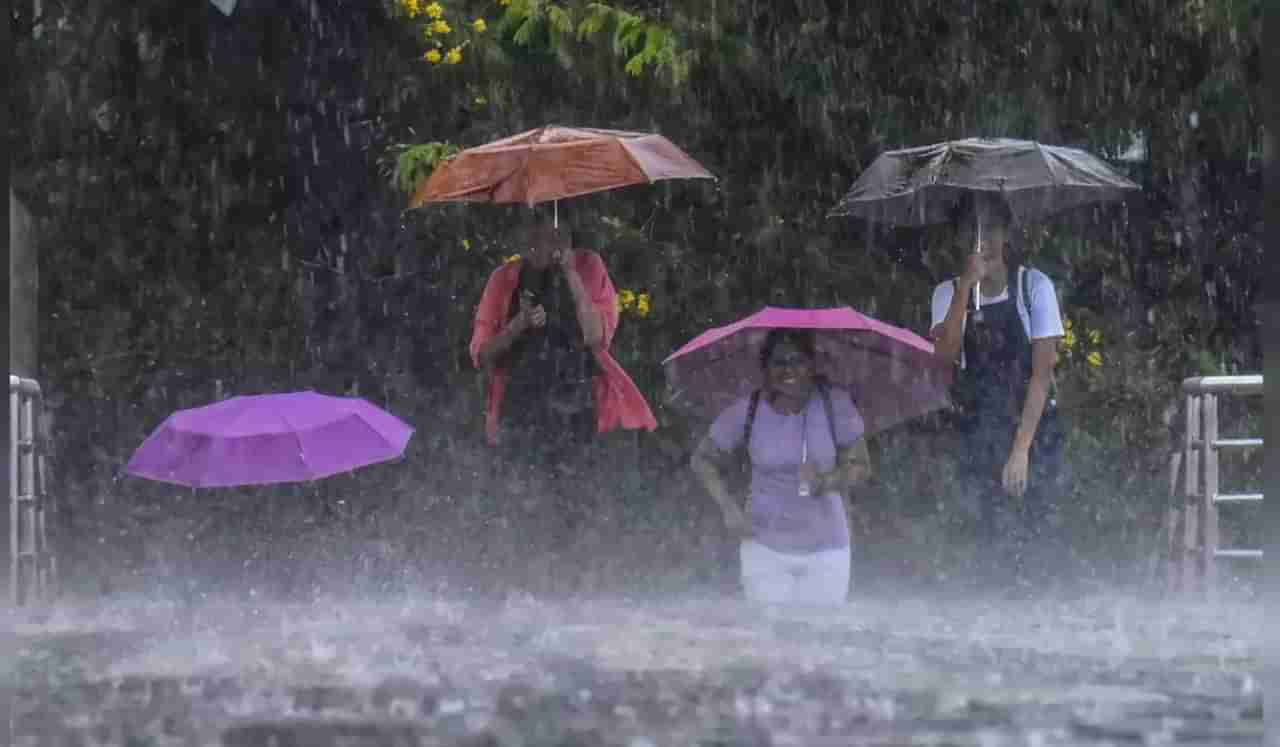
[[471, 223, 657, 446], [470, 223, 656, 585]]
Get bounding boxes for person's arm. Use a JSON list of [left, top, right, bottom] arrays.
[[690, 435, 750, 535], [473, 266, 544, 369], [1003, 270, 1065, 496], [560, 250, 605, 349], [931, 254, 981, 365], [817, 440, 872, 496], [475, 309, 531, 370], [1003, 338, 1058, 495]]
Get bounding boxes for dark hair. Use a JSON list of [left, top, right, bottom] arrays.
[[759, 328, 817, 370]]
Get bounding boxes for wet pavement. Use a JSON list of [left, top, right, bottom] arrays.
[[2, 590, 1263, 746]]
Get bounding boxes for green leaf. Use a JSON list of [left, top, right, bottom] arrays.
[[576, 6, 610, 39], [546, 5, 573, 35], [640, 25, 664, 58], [512, 16, 539, 46], [613, 14, 645, 53], [388, 142, 460, 194]]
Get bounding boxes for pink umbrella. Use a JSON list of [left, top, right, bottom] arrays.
[[125, 391, 414, 488], [662, 307, 952, 436]]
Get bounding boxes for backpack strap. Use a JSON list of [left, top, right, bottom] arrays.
[[738, 389, 762, 471], [818, 380, 840, 450], [1018, 265, 1031, 330]]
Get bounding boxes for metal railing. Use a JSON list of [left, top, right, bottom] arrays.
[[1164, 374, 1263, 597], [9, 375, 55, 606]]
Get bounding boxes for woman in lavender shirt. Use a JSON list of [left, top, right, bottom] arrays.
[[691, 329, 872, 605]]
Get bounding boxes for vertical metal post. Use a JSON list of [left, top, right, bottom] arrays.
[[1164, 451, 1183, 593], [22, 393, 36, 602], [37, 407, 52, 598], [9, 377, 52, 605], [9, 383, 18, 606], [18, 389, 35, 604], [1202, 393, 1220, 600], [1182, 393, 1201, 591]]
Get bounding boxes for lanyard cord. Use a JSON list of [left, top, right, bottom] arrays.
[[800, 396, 809, 465]]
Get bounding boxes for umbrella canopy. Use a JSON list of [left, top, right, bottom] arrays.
[[409, 125, 715, 209], [828, 137, 1140, 226], [125, 391, 414, 488], [663, 307, 951, 437]]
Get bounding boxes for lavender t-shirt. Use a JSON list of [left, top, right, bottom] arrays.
[[710, 387, 865, 554]]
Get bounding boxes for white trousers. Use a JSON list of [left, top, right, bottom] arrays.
[[739, 540, 850, 606]]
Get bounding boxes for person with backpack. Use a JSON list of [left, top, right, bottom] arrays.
[[929, 198, 1068, 594], [690, 329, 871, 605]]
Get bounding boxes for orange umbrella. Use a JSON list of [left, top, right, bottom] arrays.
[[409, 125, 715, 222]]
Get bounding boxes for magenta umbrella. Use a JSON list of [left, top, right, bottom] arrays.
[[662, 306, 952, 436], [125, 391, 414, 488]]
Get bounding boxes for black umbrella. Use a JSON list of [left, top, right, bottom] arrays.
[[829, 137, 1140, 309]]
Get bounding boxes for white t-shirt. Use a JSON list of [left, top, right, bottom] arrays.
[[930, 267, 1065, 368]]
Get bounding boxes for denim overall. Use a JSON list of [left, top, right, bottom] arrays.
[[952, 265, 1066, 589]]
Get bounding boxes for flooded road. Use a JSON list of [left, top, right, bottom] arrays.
[[3, 590, 1263, 745]]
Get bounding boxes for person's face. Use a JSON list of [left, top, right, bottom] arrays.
[[765, 340, 815, 400], [955, 219, 1009, 281], [523, 226, 566, 269]]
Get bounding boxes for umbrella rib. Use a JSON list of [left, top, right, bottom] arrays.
[[519, 146, 535, 205], [343, 413, 401, 471], [1033, 141, 1062, 191], [274, 408, 315, 481], [298, 413, 399, 482], [931, 146, 953, 187], [188, 398, 252, 487], [615, 141, 653, 184]]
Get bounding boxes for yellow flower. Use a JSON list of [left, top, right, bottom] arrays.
[[1087, 351, 1103, 368], [618, 288, 636, 312], [1062, 328, 1077, 350], [472, 18, 488, 32], [503, 254, 520, 264], [635, 293, 651, 318], [445, 46, 463, 64], [1088, 329, 1102, 345], [431, 19, 452, 34], [1064, 318, 1073, 330], [461, 238, 471, 251], [402, 0, 421, 17], [423, 48, 443, 63], [425, 1, 444, 19]]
